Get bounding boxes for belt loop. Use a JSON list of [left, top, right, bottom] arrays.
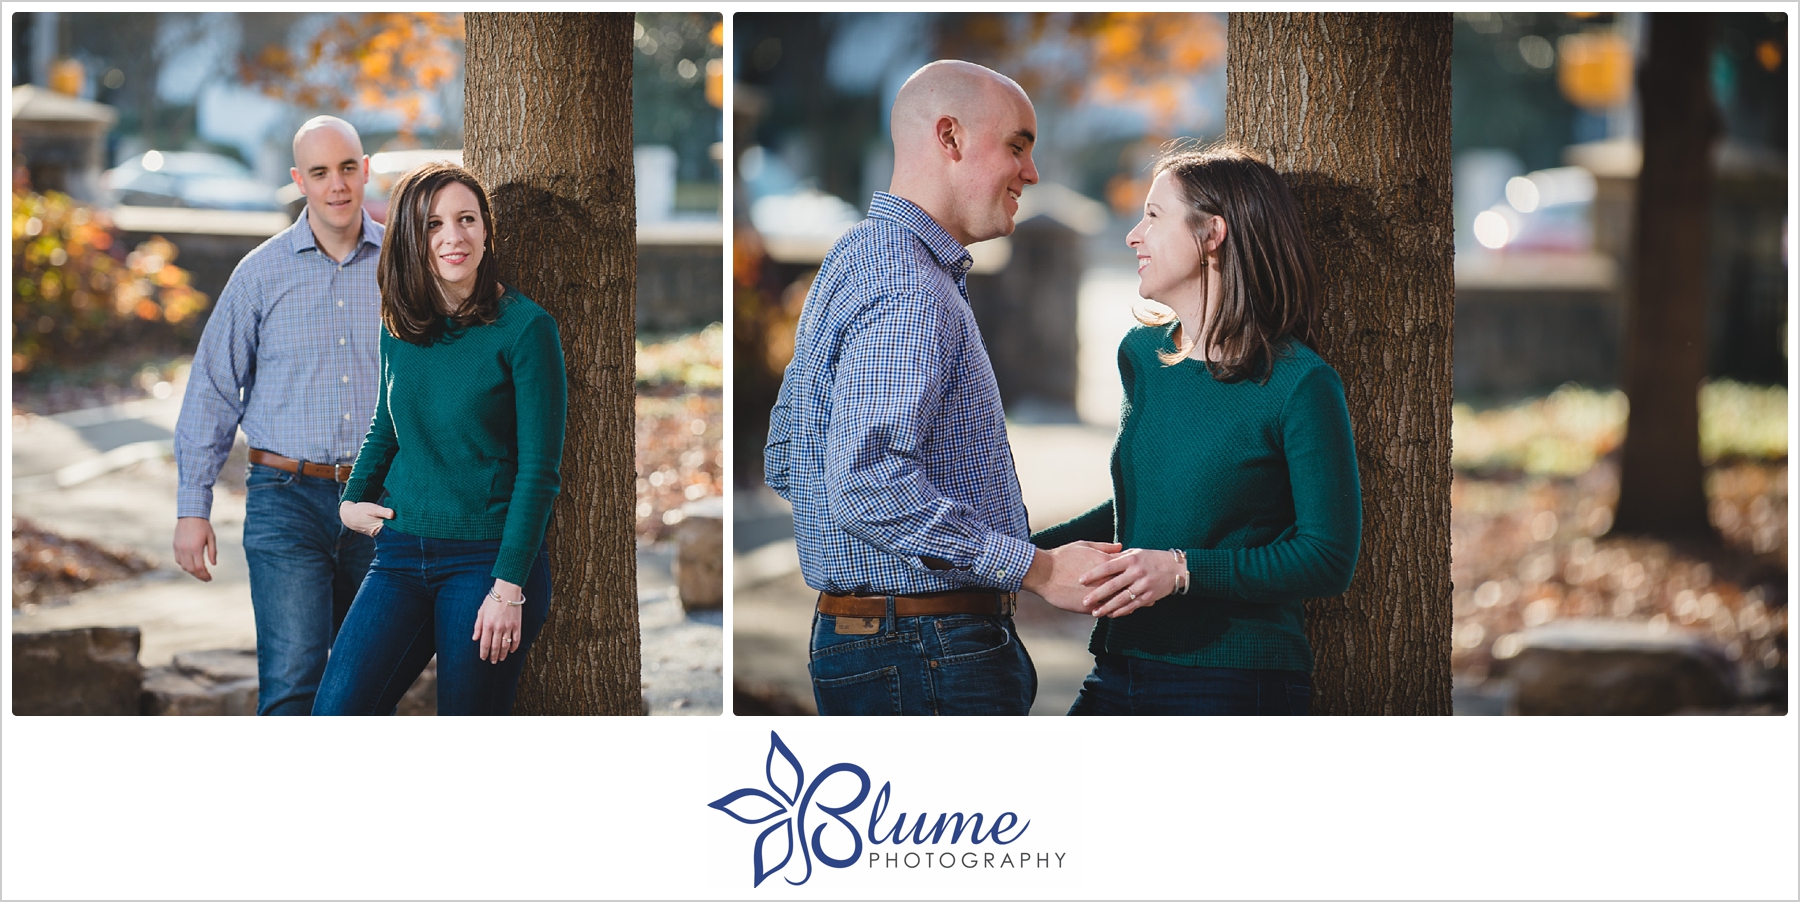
[[884, 594, 896, 633]]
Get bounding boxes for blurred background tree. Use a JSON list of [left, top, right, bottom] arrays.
[[236, 12, 464, 143], [633, 12, 724, 212]]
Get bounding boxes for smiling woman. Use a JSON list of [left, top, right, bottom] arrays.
[[315, 162, 568, 716], [1032, 143, 1362, 715]]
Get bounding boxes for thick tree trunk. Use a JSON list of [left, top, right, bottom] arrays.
[[1610, 13, 1718, 543], [465, 13, 641, 715], [1226, 13, 1455, 715]]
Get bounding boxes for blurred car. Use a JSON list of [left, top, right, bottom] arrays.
[[104, 150, 285, 212]]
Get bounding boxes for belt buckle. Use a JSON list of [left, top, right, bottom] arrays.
[[999, 592, 1017, 617]]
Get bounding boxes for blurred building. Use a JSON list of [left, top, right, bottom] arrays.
[[1451, 11, 1788, 398]]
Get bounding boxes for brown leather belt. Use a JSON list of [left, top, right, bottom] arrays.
[[817, 591, 1017, 618], [249, 448, 354, 483]]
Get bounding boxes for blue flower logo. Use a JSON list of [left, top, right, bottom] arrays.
[[708, 732, 872, 887]]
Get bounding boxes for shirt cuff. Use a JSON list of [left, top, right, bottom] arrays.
[[969, 531, 1038, 592], [175, 485, 213, 521]]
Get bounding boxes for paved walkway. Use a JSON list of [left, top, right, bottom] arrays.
[[11, 388, 720, 715]]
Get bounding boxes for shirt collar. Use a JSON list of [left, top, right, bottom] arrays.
[[867, 191, 974, 275], [289, 206, 385, 260]]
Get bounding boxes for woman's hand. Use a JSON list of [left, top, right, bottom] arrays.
[[339, 501, 394, 537], [474, 579, 525, 663], [1079, 548, 1186, 618]]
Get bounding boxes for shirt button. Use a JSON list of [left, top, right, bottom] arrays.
[[998, 569, 1007, 578], [341, 375, 349, 383], [337, 300, 344, 307], [338, 337, 346, 345], [343, 413, 352, 421]]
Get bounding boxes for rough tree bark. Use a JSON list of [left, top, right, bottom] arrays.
[[465, 13, 641, 715], [1610, 13, 1719, 543], [1226, 13, 1455, 715]]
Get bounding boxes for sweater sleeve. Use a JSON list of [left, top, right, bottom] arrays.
[[1186, 365, 1361, 602], [1031, 499, 1115, 548], [492, 312, 567, 585], [341, 333, 399, 506]]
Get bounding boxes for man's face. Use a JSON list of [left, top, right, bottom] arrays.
[[950, 87, 1039, 245], [290, 127, 368, 234]]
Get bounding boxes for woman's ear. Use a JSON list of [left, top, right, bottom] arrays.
[[1203, 214, 1228, 256]]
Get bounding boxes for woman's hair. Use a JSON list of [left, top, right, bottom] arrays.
[[377, 162, 502, 344], [1138, 142, 1320, 381]]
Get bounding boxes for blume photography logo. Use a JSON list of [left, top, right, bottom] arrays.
[[708, 732, 1065, 888]]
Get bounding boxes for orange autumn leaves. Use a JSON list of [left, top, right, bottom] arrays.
[[239, 13, 465, 138], [939, 13, 1225, 216], [12, 192, 208, 373]]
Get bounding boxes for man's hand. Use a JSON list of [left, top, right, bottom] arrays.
[[1021, 541, 1122, 613], [173, 517, 218, 582]]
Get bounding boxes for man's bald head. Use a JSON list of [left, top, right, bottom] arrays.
[[292, 115, 363, 160], [890, 61, 1030, 157], [887, 60, 1039, 246]]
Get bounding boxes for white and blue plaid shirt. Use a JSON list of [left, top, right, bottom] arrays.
[[765, 192, 1037, 595], [174, 208, 384, 519]]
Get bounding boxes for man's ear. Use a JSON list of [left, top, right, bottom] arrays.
[[934, 115, 963, 161], [290, 167, 306, 196]]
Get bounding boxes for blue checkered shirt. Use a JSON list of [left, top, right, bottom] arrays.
[[174, 208, 385, 519], [765, 192, 1037, 595]]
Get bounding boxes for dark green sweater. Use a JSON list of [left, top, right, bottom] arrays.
[[1032, 324, 1361, 672], [343, 289, 567, 585]]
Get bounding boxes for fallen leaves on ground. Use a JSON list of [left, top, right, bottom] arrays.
[[635, 325, 724, 542], [1451, 460, 1787, 684], [11, 517, 155, 607], [636, 391, 723, 543]]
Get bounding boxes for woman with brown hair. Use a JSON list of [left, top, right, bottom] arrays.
[[1032, 144, 1361, 715], [315, 162, 566, 716]]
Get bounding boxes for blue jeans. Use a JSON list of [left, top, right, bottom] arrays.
[[314, 529, 552, 716], [1069, 653, 1310, 715], [808, 601, 1036, 716], [241, 463, 376, 716]]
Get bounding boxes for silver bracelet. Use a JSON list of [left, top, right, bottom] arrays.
[[1169, 549, 1189, 595], [488, 588, 525, 607]]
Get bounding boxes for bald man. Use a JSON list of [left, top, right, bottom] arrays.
[[172, 116, 385, 715], [765, 61, 1116, 716]]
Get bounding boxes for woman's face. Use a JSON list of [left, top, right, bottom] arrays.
[[427, 181, 486, 301], [1126, 171, 1207, 303]]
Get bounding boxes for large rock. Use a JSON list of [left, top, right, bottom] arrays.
[[13, 626, 144, 715], [676, 496, 724, 612], [140, 648, 439, 715], [143, 648, 259, 716], [1493, 619, 1738, 715]]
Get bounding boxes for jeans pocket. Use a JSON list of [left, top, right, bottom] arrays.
[[932, 615, 1012, 665], [246, 463, 296, 491], [811, 666, 902, 716]]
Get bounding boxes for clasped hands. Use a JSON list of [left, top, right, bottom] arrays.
[[1021, 542, 1186, 619]]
